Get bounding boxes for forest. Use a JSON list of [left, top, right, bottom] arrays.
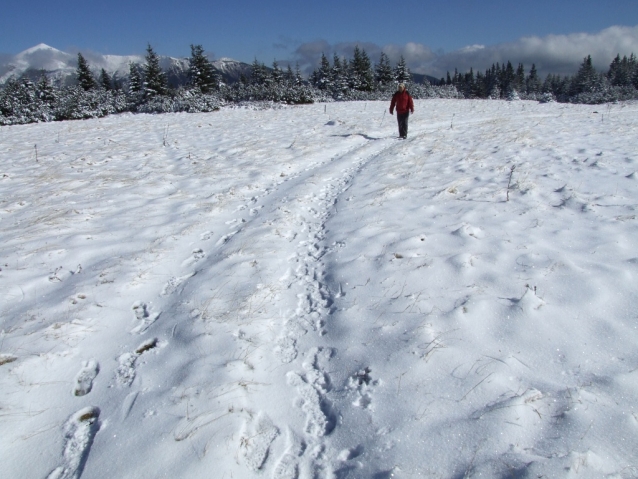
[[1, 43, 637, 125]]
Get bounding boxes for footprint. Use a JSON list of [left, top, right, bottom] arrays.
[[274, 336, 298, 363], [200, 231, 214, 241], [0, 354, 17, 366], [240, 412, 279, 472], [216, 230, 240, 246], [347, 367, 378, 409], [115, 338, 160, 387], [286, 349, 334, 437], [272, 428, 305, 479], [131, 302, 160, 334], [46, 407, 100, 479], [72, 360, 99, 397], [115, 353, 137, 387], [181, 249, 205, 267], [161, 272, 196, 296]]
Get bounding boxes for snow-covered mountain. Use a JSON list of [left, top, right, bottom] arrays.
[[0, 44, 252, 86]]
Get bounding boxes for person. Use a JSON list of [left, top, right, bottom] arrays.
[[389, 83, 414, 139]]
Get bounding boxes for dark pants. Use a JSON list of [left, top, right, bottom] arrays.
[[397, 112, 409, 138]]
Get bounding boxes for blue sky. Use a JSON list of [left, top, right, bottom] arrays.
[[4, 0, 638, 77]]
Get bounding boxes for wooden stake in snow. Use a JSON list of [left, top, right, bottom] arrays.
[[506, 165, 516, 201]]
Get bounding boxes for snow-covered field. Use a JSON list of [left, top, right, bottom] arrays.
[[1, 99, 637, 479]]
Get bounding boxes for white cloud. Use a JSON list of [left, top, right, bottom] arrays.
[[429, 24, 638, 78], [291, 24, 638, 80]]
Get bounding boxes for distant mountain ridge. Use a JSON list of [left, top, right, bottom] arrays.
[[0, 43, 253, 87]]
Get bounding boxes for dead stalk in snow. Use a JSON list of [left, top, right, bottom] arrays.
[[506, 165, 516, 201]]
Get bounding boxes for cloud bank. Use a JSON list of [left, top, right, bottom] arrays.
[[291, 25, 638, 79]]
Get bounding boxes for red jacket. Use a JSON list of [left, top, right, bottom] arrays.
[[390, 90, 414, 114]]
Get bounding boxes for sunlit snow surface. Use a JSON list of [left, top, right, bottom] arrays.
[[1, 100, 637, 478]]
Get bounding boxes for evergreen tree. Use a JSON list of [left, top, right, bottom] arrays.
[[571, 55, 599, 95], [294, 63, 304, 86], [271, 60, 284, 84], [76, 53, 96, 91], [189, 44, 219, 93], [514, 63, 525, 92], [374, 52, 394, 87], [331, 54, 348, 94], [143, 44, 168, 98], [99, 69, 112, 90], [526, 63, 541, 94], [128, 63, 143, 97], [350, 46, 374, 91], [285, 64, 294, 83], [250, 58, 268, 85], [502, 61, 515, 95], [36, 73, 56, 104], [313, 53, 332, 90], [394, 55, 412, 84]]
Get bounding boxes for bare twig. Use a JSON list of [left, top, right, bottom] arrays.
[[506, 165, 516, 201]]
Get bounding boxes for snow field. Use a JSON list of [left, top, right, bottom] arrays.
[[0, 100, 637, 478]]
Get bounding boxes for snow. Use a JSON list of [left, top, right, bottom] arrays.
[[1, 99, 637, 478]]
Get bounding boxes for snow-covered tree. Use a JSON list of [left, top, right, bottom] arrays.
[[250, 58, 268, 85], [37, 74, 56, 104], [607, 54, 637, 87], [99, 69, 112, 90], [76, 53, 96, 91], [375, 52, 394, 87], [188, 44, 219, 93], [271, 60, 284, 84], [294, 63, 304, 86], [350, 46, 374, 91], [143, 44, 168, 98], [526, 64, 542, 95], [394, 55, 412, 84], [570, 55, 601, 96], [312, 53, 332, 90], [128, 63, 143, 97]]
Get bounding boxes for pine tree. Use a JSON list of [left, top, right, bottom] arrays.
[[394, 56, 412, 84], [374, 52, 394, 87], [312, 53, 332, 90], [294, 63, 303, 86], [285, 64, 294, 84], [348, 46, 373, 91], [250, 58, 268, 85], [631, 54, 638, 89], [514, 63, 525, 92], [502, 61, 515, 95], [128, 63, 143, 97], [330, 54, 348, 94], [571, 55, 599, 95], [143, 44, 168, 98], [76, 53, 96, 91], [189, 44, 219, 93], [99, 69, 112, 90], [526, 64, 541, 94], [36, 73, 56, 104], [271, 60, 284, 84]]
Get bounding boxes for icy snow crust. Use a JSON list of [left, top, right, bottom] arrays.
[[1, 100, 637, 478]]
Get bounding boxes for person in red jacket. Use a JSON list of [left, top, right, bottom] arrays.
[[389, 83, 414, 139]]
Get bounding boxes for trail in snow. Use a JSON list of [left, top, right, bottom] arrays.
[[1, 100, 637, 479]]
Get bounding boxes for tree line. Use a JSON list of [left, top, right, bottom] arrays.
[[2, 43, 638, 126], [442, 54, 638, 102]]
